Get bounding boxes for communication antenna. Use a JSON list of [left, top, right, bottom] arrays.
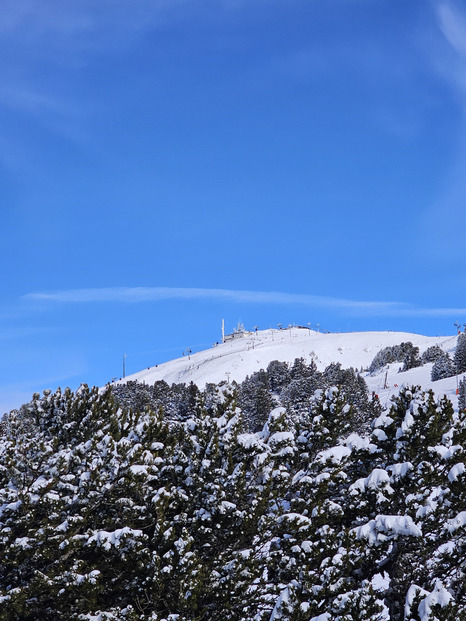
[[123, 353, 127, 378], [222, 319, 225, 343]]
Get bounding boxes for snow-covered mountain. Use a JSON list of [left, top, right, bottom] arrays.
[[116, 327, 463, 409], [6, 327, 466, 618]]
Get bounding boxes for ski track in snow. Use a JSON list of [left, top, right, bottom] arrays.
[[114, 328, 464, 409]]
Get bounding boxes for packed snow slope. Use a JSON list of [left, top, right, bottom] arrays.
[[116, 327, 464, 409]]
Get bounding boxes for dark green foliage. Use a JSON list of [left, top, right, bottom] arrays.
[[239, 369, 274, 431], [0, 378, 465, 620], [401, 344, 422, 371], [454, 333, 466, 374], [112, 379, 201, 421], [369, 341, 421, 373], [459, 378, 466, 413], [431, 352, 455, 381], [290, 357, 315, 381], [421, 345, 446, 364], [267, 360, 291, 393]]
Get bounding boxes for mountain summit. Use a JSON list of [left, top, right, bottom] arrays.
[[116, 326, 460, 407]]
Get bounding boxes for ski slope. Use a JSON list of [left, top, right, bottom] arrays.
[[115, 327, 464, 409]]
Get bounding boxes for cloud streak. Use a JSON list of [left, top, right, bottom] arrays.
[[438, 1, 466, 59], [435, 0, 466, 99], [411, 1, 466, 262], [23, 286, 466, 319]]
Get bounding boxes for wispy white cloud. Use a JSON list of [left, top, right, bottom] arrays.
[[434, 0, 466, 98], [0, 0, 176, 41], [0, 0, 187, 130], [438, 1, 466, 58], [413, 1, 466, 261], [24, 285, 398, 311], [23, 285, 466, 318], [0, 0, 264, 164]]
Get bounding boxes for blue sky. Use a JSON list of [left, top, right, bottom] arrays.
[[2, 0, 466, 412]]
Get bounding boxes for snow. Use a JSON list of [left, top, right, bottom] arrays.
[[354, 515, 422, 544], [113, 327, 461, 408], [401, 409, 415, 433], [317, 445, 352, 464], [0, 500, 22, 516], [447, 462, 465, 482], [130, 465, 148, 475], [269, 586, 290, 620], [406, 581, 453, 621], [86, 527, 145, 550], [349, 468, 392, 494], [301, 540, 313, 553], [441, 445, 463, 460], [14, 537, 31, 550], [343, 433, 378, 453], [418, 582, 452, 620], [237, 433, 263, 450], [388, 462, 413, 480], [372, 428, 388, 441], [446, 511, 466, 533], [268, 431, 294, 445], [276, 513, 312, 527], [415, 487, 445, 518], [31, 475, 52, 492], [218, 501, 236, 514], [405, 585, 429, 619], [371, 572, 390, 591]]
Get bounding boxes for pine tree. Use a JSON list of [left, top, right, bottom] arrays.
[[402, 343, 421, 371], [239, 370, 274, 432], [266, 360, 291, 393], [431, 353, 455, 381], [421, 345, 445, 364], [454, 332, 466, 374], [458, 378, 466, 413], [2, 371, 466, 620]]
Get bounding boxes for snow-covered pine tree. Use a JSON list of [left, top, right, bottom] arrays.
[[306, 386, 354, 455], [239, 370, 274, 432], [421, 344, 445, 364], [459, 378, 466, 413], [431, 352, 455, 381], [454, 332, 466, 374], [266, 360, 291, 394], [402, 343, 422, 371]]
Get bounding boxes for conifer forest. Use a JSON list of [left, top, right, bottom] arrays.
[[0, 356, 465, 620]]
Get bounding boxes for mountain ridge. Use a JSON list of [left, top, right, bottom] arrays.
[[115, 327, 461, 409]]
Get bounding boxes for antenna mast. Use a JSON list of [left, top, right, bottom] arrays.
[[222, 319, 225, 343]]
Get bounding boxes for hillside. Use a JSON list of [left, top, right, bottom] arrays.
[[117, 327, 462, 408], [1, 328, 466, 620]]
